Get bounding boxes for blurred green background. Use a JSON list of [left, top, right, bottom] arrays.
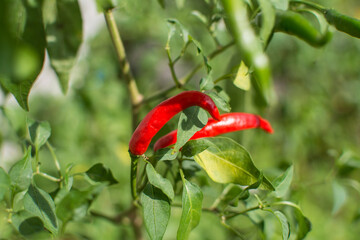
[[1, 0, 360, 239]]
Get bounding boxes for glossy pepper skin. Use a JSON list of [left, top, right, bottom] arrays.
[[129, 91, 221, 155], [274, 10, 332, 47], [323, 9, 360, 38], [153, 113, 273, 152]]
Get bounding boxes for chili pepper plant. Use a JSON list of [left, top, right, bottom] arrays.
[[1, 0, 360, 239]]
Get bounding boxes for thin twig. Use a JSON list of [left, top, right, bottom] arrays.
[[34, 172, 61, 182], [140, 40, 235, 105], [46, 142, 61, 175], [104, 9, 143, 130]]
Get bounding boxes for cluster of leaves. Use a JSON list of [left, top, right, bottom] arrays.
[[0, 0, 82, 111], [0, 119, 118, 237], [133, 0, 360, 239], [1, 0, 360, 239]]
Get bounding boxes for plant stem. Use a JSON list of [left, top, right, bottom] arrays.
[[179, 40, 235, 85], [46, 142, 61, 176], [34, 172, 61, 182], [140, 40, 235, 105], [104, 9, 143, 130], [130, 154, 140, 201], [214, 73, 236, 84], [166, 48, 181, 88], [225, 205, 262, 220], [220, 217, 246, 239]]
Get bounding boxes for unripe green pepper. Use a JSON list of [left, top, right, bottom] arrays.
[[323, 9, 360, 38], [274, 10, 332, 47], [221, 0, 273, 107]]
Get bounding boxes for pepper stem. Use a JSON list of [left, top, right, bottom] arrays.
[[130, 153, 139, 201]]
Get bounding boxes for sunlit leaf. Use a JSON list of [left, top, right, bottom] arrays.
[[141, 184, 171, 240], [177, 178, 203, 240], [183, 137, 274, 190], [233, 61, 251, 91], [23, 185, 58, 236], [146, 164, 174, 201]]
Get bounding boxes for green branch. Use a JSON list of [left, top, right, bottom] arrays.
[[104, 9, 143, 130]]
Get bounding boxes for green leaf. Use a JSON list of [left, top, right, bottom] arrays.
[[166, 19, 211, 73], [295, 209, 311, 240], [27, 119, 51, 150], [274, 201, 311, 240], [199, 76, 214, 91], [270, 0, 288, 10], [43, 0, 83, 93], [0, 167, 10, 201], [233, 61, 251, 91], [95, 0, 116, 11], [157, 0, 165, 8], [23, 185, 58, 236], [177, 179, 203, 240], [208, 91, 231, 112], [167, 19, 190, 44], [9, 147, 33, 191], [259, 0, 276, 44], [182, 140, 211, 157], [11, 211, 45, 236], [13, 190, 28, 212], [153, 148, 179, 161], [274, 210, 290, 240], [332, 180, 347, 215], [266, 209, 290, 240], [183, 137, 274, 190], [222, 0, 273, 107], [273, 165, 294, 198], [212, 184, 243, 210], [146, 164, 175, 201], [56, 184, 105, 224], [175, 106, 208, 151], [0, 0, 46, 111], [141, 184, 171, 240], [85, 163, 118, 185], [191, 10, 208, 25]]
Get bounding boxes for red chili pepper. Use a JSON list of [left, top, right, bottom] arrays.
[[153, 113, 273, 152], [129, 91, 221, 155]]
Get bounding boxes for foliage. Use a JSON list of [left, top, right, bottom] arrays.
[[1, 0, 360, 239]]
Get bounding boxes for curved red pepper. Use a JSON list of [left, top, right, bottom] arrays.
[[153, 113, 273, 152], [129, 91, 221, 155]]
